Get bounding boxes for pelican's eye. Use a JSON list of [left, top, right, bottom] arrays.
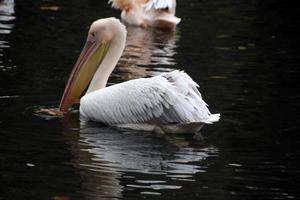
[[91, 32, 96, 37]]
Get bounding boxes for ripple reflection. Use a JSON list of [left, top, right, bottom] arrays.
[[110, 26, 179, 82], [62, 116, 218, 198], [0, 0, 15, 33], [0, 0, 15, 72]]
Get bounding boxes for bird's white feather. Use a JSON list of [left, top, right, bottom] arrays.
[[143, 0, 174, 11], [80, 70, 219, 125]]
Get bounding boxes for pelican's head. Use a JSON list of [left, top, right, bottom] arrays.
[[59, 17, 126, 112]]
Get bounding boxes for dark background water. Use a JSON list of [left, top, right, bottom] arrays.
[[1, 0, 300, 199]]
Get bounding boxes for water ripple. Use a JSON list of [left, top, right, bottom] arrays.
[[67, 125, 219, 197], [0, 0, 15, 35], [0, 0, 15, 73], [111, 26, 179, 82]]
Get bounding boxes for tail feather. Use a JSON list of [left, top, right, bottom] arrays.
[[204, 114, 220, 124]]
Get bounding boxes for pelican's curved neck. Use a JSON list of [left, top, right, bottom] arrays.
[[86, 26, 126, 94]]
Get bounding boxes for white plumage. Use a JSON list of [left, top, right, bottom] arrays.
[[80, 70, 220, 128], [143, 0, 174, 11], [108, 0, 180, 29], [108, 0, 174, 11]]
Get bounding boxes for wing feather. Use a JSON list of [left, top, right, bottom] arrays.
[[144, 0, 174, 11], [80, 70, 217, 125]]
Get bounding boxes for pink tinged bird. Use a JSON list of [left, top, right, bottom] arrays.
[[108, 0, 181, 30]]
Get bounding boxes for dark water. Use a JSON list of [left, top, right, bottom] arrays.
[[1, 0, 300, 199]]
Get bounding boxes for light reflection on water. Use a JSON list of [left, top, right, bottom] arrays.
[[0, 0, 15, 34], [111, 26, 179, 83], [62, 115, 218, 199], [0, 0, 14, 72]]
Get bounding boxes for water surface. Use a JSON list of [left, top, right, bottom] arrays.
[[1, 0, 299, 199]]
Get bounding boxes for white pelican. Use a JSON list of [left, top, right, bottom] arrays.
[[59, 17, 220, 134], [108, 0, 181, 29]]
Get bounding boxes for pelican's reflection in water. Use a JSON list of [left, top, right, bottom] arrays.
[[62, 115, 219, 199], [110, 26, 179, 82]]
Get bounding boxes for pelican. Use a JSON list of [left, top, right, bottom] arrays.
[[108, 0, 181, 29], [59, 17, 220, 134]]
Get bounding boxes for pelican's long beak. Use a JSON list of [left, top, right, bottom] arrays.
[[59, 40, 110, 112]]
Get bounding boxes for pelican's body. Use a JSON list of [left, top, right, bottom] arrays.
[[108, 0, 180, 29], [59, 18, 219, 134]]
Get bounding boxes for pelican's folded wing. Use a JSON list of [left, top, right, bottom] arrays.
[[80, 70, 219, 125]]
